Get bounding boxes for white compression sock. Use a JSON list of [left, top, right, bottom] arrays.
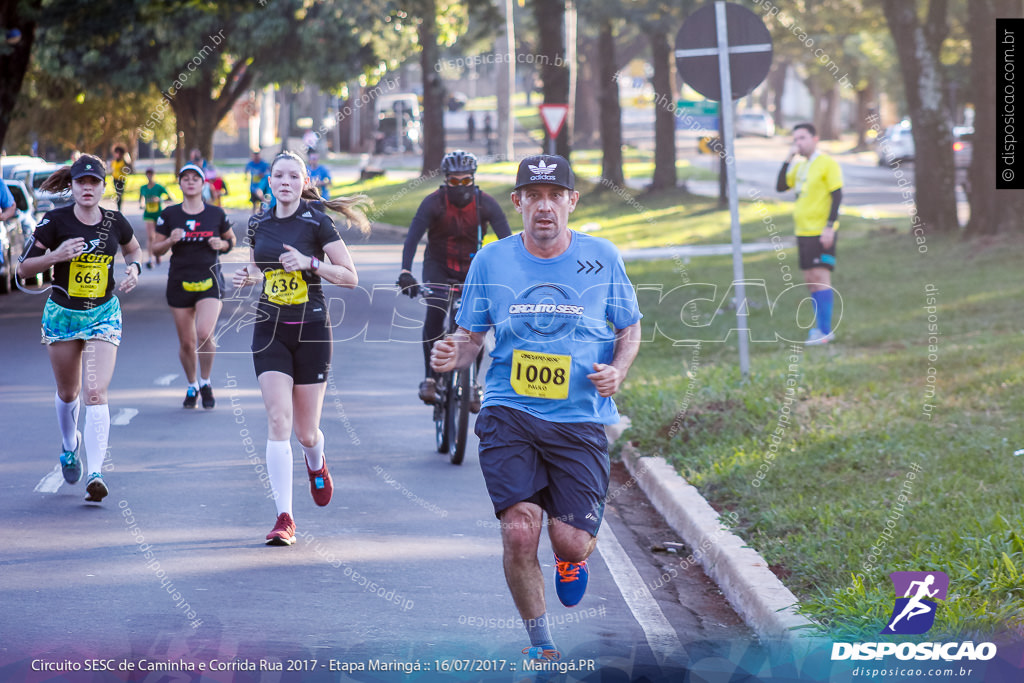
[[83, 404, 110, 476], [55, 393, 80, 452], [266, 440, 293, 516], [302, 429, 325, 472]]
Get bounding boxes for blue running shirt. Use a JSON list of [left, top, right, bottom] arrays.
[[456, 231, 641, 424]]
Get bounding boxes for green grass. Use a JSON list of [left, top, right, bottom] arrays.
[[617, 221, 1024, 640]]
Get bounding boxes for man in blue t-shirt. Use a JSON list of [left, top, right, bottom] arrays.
[[431, 155, 642, 662], [244, 151, 270, 215], [307, 153, 332, 199]]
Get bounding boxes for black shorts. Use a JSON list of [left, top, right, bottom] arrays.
[[114, 179, 126, 196], [474, 405, 610, 537], [798, 234, 837, 271], [252, 318, 331, 385], [166, 273, 224, 308], [250, 191, 261, 205]]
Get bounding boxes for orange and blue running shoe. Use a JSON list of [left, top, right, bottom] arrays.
[[554, 555, 589, 607]]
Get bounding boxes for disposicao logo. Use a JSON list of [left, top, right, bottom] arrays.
[[831, 571, 997, 662], [882, 571, 948, 635]]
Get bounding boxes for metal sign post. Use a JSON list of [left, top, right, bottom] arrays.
[[675, 1, 772, 380]]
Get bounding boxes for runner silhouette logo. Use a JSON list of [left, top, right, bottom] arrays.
[[882, 571, 949, 635]]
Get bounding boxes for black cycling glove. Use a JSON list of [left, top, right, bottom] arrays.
[[397, 272, 419, 298]]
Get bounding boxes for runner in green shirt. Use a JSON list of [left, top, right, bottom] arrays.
[[139, 168, 173, 268]]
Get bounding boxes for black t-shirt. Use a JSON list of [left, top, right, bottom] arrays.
[[248, 200, 342, 323], [26, 205, 134, 310], [156, 203, 232, 281]]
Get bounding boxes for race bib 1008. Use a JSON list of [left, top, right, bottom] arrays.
[[510, 349, 571, 400]]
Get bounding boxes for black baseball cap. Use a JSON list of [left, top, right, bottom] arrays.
[[513, 154, 575, 191], [70, 154, 106, 181]]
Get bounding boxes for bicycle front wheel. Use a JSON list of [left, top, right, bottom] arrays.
[[450, 363, 473, 465]]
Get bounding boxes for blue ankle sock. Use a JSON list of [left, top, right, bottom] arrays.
[[812, 289, 833, 334], [526, 613, 555, 649]]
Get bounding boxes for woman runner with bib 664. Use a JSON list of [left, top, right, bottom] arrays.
[[232, 151, 369, 545], [17, 154, 143, 503]]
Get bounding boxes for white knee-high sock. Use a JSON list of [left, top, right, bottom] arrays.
[[302, 429, 325, 472], [83, 404, 110, 476], [266, 440, 293, 516], [55, 393, 80, 452]]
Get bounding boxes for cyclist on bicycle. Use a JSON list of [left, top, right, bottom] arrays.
[[397, 150, 512, 407]]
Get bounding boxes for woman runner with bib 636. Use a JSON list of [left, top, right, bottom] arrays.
[[17, 154, 142, 503], [232, 151, 369, 545]]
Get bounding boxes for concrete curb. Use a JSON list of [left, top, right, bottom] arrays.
[[620, 442, 817, 643]]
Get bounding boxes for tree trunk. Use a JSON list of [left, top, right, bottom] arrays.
[[966, 0, 1024, 235], [0, 3, 38, 153], [818, 83, 840, 140], [534, 0, 571, 158], [853, 81, 875, 150], [650, 30, 676, 191], [598, 20, 624, 188], [495, 0, 515, 160], [574, 31, 599, 148], [419, 0, 446, 175], [768, 60, 788, 130], [883, 0, 959, 234]]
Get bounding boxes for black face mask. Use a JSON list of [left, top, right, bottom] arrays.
[[446, 184, 475, 208]]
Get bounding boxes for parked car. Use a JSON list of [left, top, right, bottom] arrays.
[[876, 122, 915, 165], [8, 162, 73, 217], [953, 126, 974, 194], [1, 179, 41, 293], [735, 111, 774, 137], [1, 155, 46, 178]]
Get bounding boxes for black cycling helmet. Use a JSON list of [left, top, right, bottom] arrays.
[[441, 150, 478, 175]]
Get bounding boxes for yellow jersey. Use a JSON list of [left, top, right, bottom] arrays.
[[785, 152, 842, 236]]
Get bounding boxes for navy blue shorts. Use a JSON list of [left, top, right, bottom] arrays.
[[474, 405, 610, 537]]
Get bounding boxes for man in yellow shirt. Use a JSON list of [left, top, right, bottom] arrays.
[[776, 123, 842, 345]]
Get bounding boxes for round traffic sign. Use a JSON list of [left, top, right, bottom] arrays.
[[675, 2, 772, 102]]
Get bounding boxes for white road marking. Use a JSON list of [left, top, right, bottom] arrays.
[[598, 522, 684, 664], [34, 466, 65, 494], [111, 408, 139, 426], [154, 374, 179, 386]]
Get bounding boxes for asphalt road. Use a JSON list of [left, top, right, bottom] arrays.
[[0, 207, 752, 681]]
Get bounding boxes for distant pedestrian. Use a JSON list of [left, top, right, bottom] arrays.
[[17, 154, 143, 503], [139, 168, 173, 269], [150, 164, 235, 410], [483, 114, 494, 156], [231, 151, 370, 545], [303, 129, 319, 156], [467, 113, 476, 142], [776, 122, 842, 345]]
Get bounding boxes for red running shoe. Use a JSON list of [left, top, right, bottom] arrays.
[[266, 512, 296, 545], [307, 455, 333, 507]]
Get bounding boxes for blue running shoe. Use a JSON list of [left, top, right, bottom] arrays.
[[84, 473, 108, 502], [60, 431, 83, 485], [522, 646, 561, 662], [183, 386, 199, 409], [554, 555, 588, 607]]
